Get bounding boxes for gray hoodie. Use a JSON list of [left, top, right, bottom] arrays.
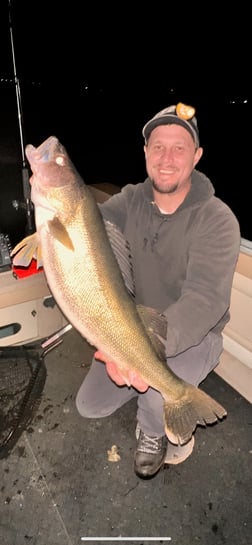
[[100, 169, 241, 357]]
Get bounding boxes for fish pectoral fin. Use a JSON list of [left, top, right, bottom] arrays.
[[136, 304, 167, 359], [11, 233, 42, 268], [48, 217, 74, 250], [163, 385, 227, 445]]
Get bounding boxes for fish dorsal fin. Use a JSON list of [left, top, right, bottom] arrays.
[[136, 305, 167, 360], [104, 220, 135, 298], [48, 217, 74, 250], [10, 232, 42, 268]]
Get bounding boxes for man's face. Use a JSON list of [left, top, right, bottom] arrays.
[[144, 124, 203, 195]]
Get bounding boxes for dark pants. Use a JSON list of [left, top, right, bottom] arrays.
[[76, 331, 223, 437]]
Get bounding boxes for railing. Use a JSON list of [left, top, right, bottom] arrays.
[[215, 250, 252, 403]]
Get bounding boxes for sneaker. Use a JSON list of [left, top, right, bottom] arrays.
[[134, 426, 168, 478], [165, 436, 195, 465]]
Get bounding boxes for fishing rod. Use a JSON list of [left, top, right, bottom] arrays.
[[8, 0, 34, 235]]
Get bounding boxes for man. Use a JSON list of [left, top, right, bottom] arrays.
[[76, 103, 241, 479]]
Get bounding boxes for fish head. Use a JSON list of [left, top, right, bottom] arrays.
[[26, 136, 85, 229]]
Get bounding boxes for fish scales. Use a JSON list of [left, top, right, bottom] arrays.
[[11, 136, 227, 445]]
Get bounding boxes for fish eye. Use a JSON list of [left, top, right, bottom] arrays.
[[56, 156, 64, 166]]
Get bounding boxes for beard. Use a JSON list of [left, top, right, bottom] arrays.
[[152, 179, 179, 194]]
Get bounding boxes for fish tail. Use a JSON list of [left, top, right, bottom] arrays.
[[163, 387, 227, 445]]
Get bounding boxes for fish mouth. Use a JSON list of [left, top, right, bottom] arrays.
[[26, 136, 64, 165]]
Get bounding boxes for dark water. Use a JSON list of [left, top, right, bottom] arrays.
[[0, 82, 250, 245]]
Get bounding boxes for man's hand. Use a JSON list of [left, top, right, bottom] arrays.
[[94, 350, 149, 392]]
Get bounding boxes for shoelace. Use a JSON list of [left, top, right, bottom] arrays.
[[138, 432, 164, 454]]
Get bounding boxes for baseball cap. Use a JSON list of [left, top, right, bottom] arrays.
[[142, 103, 200, 147]]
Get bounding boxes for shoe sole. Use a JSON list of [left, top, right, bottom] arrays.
[[165, 436, 195, 465], [136, 423, 195, 466]]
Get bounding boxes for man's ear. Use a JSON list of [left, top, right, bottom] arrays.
[[194, 146, 203, 167]]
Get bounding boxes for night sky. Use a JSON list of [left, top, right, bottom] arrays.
[[0, 0, 250, 241], [0, 1, 248, 95]]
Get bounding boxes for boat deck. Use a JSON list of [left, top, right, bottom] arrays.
[[1, 327, 251, 545]]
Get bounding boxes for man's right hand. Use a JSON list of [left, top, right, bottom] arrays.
[[95, 351, 149, 393]]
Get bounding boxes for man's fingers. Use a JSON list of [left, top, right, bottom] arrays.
[[95, 350, 106, 363], [106, 360, 130, 386], [129, 371, 149, 392], [94, 350, 149, 392]]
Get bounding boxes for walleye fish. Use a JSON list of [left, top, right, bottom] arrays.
[[11, 136, 227, 445]]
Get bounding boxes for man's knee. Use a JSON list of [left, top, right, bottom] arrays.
[[75, 384, 105, 418]]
